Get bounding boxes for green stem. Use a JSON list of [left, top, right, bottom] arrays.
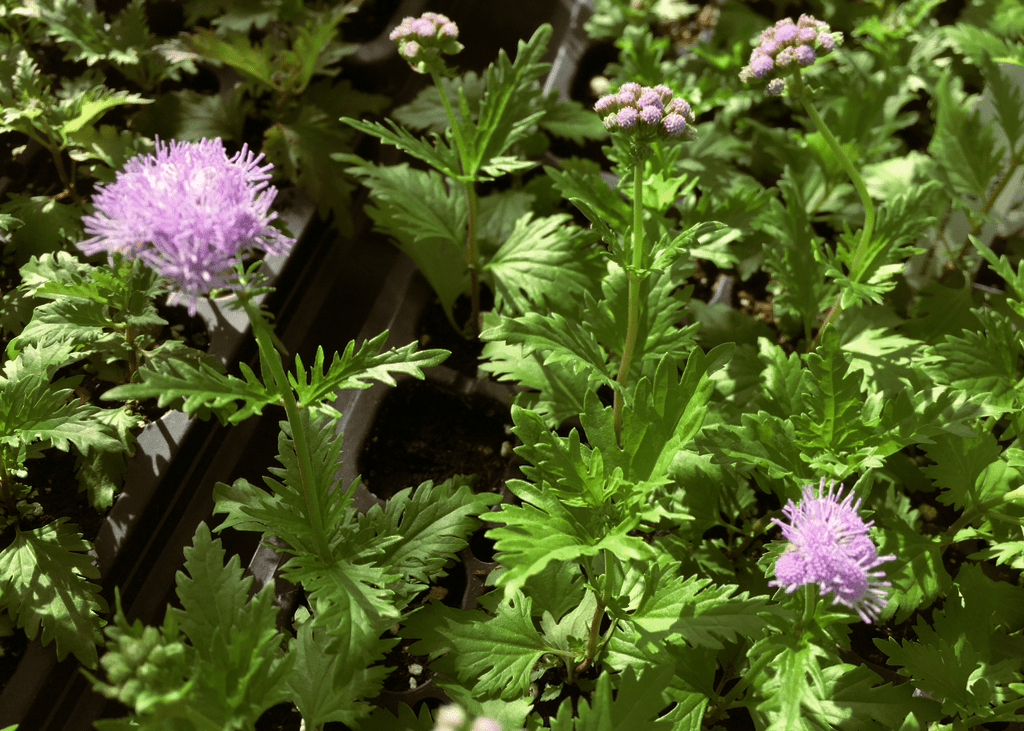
[[239, 296, 331, 560], [464, 182, 480, 337], [949, 154, 1024, 272], [941, 485, 1024, 548], [430, 71, 470, 168], [793, 72, 874, 352], [431, 70, 480, 337], [799, 583, 818, 629], [575, 550, 616, 675], [613, 163, 645, 440], [706, 645, 781, 725]]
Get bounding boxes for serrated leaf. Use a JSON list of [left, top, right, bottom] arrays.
[[341, 159, 469, 324], [339, 117, 461, 178], [437, 592, 551, 699], [104, 356, 272, 425], [284, 621, 388, 727], [928, 69, 1005, 200], [359, 477, 501, 603], [290, 331, 449, 408], [629, 572, 772, 650], [550, 665, 673, 731], [464, 25, 552, 177], [0, 519, 107, 666], [483, 212, 599, 315]]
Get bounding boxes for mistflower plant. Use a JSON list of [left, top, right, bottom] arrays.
[[594, 82, 699, 438], [739, 15, 879, 350], [79, 138, 294, 317], [770, 478, 895, 623]]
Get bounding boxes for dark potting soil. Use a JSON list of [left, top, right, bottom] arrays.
[[358, 377, 513, 501], [415, 288, 492, 379]]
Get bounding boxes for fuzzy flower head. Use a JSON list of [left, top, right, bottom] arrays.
[[594, 82, 696, 151], [79, 138, 294, 316], [739, 14, 842, 95], [769, 478, 895, 623], [390, 12, 462, 74]]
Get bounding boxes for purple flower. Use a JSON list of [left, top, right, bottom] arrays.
[[615, 107, 638, 128], [80, 138, 293, 316], [766, 78, 785, 95], [411, 17, 435, 36], [740, 14, 841, 91], [637, 90, 664, 110], [662, 113, 687, 136], [595, 82, 696, 143], [795, 45, 817, 66], [750, 55, 774, 78], [390, 12, 461, 70], [769, 478, 895, 623], [774, 23, 799, 43], [639, 105, 662, 125]]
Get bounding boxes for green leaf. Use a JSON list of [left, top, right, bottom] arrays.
[[341, 159, 469, 324], [290, 331, 449, 408], [538, 97, 608, 145], [482, 212, 599, 315], [0, 519, 107, 666], [629, 571, 772, 651], [104, 355, 272, 425], [463, 25, 552, 177], [437, 592, 551, 699], [359, 478, 501, 604], [546, 159, 632, 243], [169, 523, 292, 725], [928, 68, 1005, 200], [489, 477, 656, 599], [480, 310, 615, 392], [759, 174, 829, 337], [62, 87, 152, 138], [549, 665, 673, 731], [339, 117, 461, 178], [479, 333, 590, 426], [284, 621, 388, 727], [0, 340, 126, 459]]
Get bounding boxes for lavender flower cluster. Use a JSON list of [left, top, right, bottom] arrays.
[[770, 478, 895, 623], [740, 15, 841, 95], [390, 12, 462, 72], [594, 83, 696, 141], [80, 138, 294, 316]]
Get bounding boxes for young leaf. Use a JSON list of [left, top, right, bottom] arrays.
[[463, 25, 552, 178], [548, 665, 673, 731], [0, 519, 107, 666], [284, 621, 389, 728], [435, 591, 552, 700], [628, 571, 772, 651], [482, 212, 600, 316], [928, 68, 1005, 201], [103, 356, 273, 425], [359, 477, 502, 604], [290, 331, 449, 409], [338, 118, 461, 178]]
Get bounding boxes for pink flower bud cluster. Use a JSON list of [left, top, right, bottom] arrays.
[[769, 478, 895, 623], [390, 12, 461, 71], [740, 14, 841, 95], [593, 82, 696, 141]]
